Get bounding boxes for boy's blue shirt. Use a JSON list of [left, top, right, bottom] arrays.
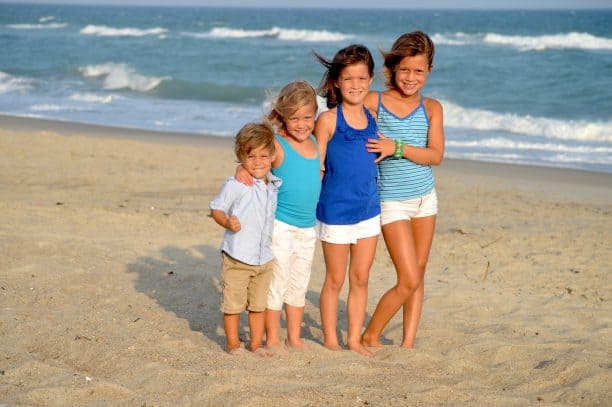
[[209, 174, 281, 266]]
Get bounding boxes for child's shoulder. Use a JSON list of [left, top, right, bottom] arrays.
[[423, 96, 442, 113], [316, 108, 337, 123], [221, 176, 249, 193]]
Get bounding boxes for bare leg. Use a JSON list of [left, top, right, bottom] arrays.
[[264, 308, 282, 349], [223, 313, 241, 352], [285, 304, 308, 349], [346, 235, 378, 357], [248, 310, 267, 354], [401, 215, 436, 348], [361, 220, 420, 347], [319, 242, 349, 350]]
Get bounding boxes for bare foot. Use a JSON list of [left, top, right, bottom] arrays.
[[285, 338, 309, 351], [361, 332, 383, 349], [227, 343, 248, 355], [348, 342, 374, 357], [323, 341, 341, 351], [399, 342, 415, 349], [265, 343, 288, 355], [251, 347, 273, 357]]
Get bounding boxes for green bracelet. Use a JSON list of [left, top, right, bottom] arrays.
[[393, 139, 404, 159]]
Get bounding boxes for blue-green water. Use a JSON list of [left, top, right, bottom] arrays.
[[1, 4, 611, 172]]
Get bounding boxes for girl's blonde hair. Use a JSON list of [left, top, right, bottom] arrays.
[[267, 80, 318, 133]]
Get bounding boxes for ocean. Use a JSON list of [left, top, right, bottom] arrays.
[[1, 4, 611, 173]]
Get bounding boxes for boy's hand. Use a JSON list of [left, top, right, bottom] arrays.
[[235, 164, 254, 186], [226, 215, 241, 232]]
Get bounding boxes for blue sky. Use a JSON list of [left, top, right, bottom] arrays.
[[5, 0, 611, 8]]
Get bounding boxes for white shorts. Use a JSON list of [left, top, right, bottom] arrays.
[[267, 220, 317, 310], [381, 189, 438, 225], [316, 214, 381, 244]]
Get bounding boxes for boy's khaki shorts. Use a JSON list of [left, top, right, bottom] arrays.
[[220, 252, 272, 314]]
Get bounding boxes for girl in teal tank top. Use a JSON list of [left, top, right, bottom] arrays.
[[236, 80, 321, 352]]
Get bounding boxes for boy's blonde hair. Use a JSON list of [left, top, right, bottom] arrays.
[[267, 80, 318, 132], [234, 121, 275, 162]]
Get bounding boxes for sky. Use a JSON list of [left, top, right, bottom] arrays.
[[3, 0, 611, 9]]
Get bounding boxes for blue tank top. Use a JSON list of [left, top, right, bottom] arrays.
[[377, 93, 435, 201], [272, 134, 321, 228], [316, 104, 380, 225]]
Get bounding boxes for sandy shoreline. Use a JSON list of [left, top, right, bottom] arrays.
[[1, 115, 610, 406]]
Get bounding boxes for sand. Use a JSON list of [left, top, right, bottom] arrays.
[[1, 115, 610, 406]]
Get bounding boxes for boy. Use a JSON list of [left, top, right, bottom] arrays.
[[209, 122, 280, 355]]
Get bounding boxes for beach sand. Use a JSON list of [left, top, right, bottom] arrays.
[[1, 115, 610, 406]]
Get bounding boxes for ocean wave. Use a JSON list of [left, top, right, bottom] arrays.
[[0, 71, 33, 94], [69, 92, 119, 104], [483, 32, 612, 51], [451, 151, 611, 170], [39, 16, 55, 23], [443, 100, 612, 143], [7, 22, 67, 30], [80, 24, 167, 37], [184, 26, 352, 42], [447, 137, 612, 154], [79, 63, 169, 92], [433, 32, 612, 51]]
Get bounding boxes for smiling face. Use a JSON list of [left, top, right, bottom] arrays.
[[241, 145, 273, 180], [335, 62, 373, 106], [393, 54, 431, 97], [284, 104, 316, 143]]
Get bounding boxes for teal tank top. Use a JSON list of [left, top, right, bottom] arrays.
[[272, 134, 321, 228], [377, 94, 435, 201]]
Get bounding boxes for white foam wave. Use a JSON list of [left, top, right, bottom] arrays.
[[39, 16, 55, 23], [431, 32, 474, 46], [432, 32, 612, 51], [7, 22, 67, 29], [443, 100, 612, 143], [80, 24, 167, 37], [447, 137, 612, 154], [29, 104, 66, 112], [191, 26, 351, 42], [484, 32, 612, 51], [79, 63, 169, 92], [0, 71, 33, 94], [69, 92, 119, 104]]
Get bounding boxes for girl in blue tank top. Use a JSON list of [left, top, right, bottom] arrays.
[[313, 44, 380, 357], [362, 31, 445, 350]]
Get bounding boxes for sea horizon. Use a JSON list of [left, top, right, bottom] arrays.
[[1, 4, 611, 173]]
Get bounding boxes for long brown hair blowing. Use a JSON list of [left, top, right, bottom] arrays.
[[313, 44, 374, 109], [382, 30, 435, 91]]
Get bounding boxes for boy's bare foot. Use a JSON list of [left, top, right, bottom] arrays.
[[361, 332, 383, 349], [348, 342, 374, 357], [285, 338, 309, 351]]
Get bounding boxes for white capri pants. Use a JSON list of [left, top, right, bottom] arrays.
[[267, 219, 317, 310]]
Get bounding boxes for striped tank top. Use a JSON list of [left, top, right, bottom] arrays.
[[377, 93, 435, 201]]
